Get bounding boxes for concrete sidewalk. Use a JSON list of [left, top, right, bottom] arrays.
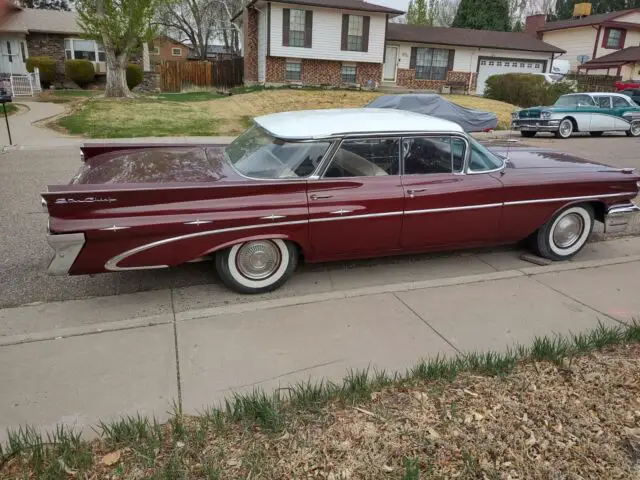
[[1, 238, 639, 443]]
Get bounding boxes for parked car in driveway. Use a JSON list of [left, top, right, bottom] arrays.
[[620, 88, 640, 105], [511, 92, 640, 138], [42, 109, 640, 294]]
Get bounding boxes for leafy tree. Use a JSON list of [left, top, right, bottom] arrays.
[[76, 0, 167, 98], [452, 0, 510, 30], [18, 0, 71, 10]]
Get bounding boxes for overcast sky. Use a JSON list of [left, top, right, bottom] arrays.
[[372, 0, 410, 13]]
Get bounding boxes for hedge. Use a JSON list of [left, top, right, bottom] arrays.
[[26, 56, 57, 88], [126, 64, 143, 90], [64, 59, 95, 87], [484, 73, 574, 108]]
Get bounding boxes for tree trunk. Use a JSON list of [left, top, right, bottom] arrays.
[[104, 52, 132, 98]]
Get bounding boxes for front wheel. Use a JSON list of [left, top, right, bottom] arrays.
[[554, 118, 574, 139], [520, 131, 537, 138], [532, 204, 594, 261], [215, 239, 298, 294], [626, 120, 640, 137]]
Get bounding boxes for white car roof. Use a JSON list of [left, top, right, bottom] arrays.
[[254, 108, 464, 140]]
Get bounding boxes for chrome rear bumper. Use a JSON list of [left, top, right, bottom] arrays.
[[46, 233, 85, 275], [605, 203, 640, 234]]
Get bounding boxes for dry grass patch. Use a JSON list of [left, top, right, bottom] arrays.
[[198, 89, 515, 135]]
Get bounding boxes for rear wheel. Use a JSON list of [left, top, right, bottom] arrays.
[[520, 131, 537, 138], [215, 239, 298, 294], [532, 204, 594, 261], [626, 120, 640, 137], [555, 118, 574, 139], [590, 131, 603, 137]]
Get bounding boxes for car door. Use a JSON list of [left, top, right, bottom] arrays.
[[307, 137, 404, 259], [612, 94, 639, 130], [590, 96, 615, 131], [400, 135, 503, 250]]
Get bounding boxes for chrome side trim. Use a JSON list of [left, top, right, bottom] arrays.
[[330, 209, 353, 215], [46, 233, 85, 275], [404, 203, 502, 215], [261, 214, 287, 220], [104, 220, 309, 271], [101, 225, 130, 231], [309, 211, 403, 223], [504, 192, 634, 206], [184, 219, 213, 226]]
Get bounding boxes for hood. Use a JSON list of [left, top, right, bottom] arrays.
[[70, 146, 234, 184], [488, 147, 615, 171]]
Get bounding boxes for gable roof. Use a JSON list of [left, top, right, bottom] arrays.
[[386, 23, 565, 54], [539, 8, 640, 32], [0, 8, 81, 35], [232, 0, 404, 21], [583, 46, 640, 65]]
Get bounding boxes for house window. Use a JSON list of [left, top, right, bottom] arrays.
[[415, 48, 448, 81], [285, 61, 301, 81], [172, 47, 182, 56], [347, 15, 364, 51], [496, 61, 502, 66], [288, 9, 306, 47], [488, 61, 494, 66], [341, 64, 356, 83], [153, 46, 160, 55], [480, 60, 486, 65], [64, 38, 105, 62], [512, 62, 518, 67], [604, 28, 623, 49]]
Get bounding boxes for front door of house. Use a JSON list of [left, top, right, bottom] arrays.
[[383, 46, 398, 82]]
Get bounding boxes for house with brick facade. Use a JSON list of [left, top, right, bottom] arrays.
[[525, 8, 640, 81], [0, 5, 149, 93], [151, 35, 190, 64], [233, 0, 564, 95]]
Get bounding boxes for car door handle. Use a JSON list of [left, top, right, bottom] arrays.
[[407, 188, 427, 196], [330, 209, 353, 215], [310, 194, 333, 200]]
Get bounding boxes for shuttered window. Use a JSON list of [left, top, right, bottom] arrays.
[[341, 14, 369, 52], [283, 9, 313, 48], [289, 9, 305, 47]]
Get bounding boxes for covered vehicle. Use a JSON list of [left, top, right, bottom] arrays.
[[43, 109, 639, 294], [365, 94, 498, 132]]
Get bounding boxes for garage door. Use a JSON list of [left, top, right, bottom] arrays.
[[476, 58, 545, 95]]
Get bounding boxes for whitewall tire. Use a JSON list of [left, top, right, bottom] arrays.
[[215, 239, 298, 294], [533, 204, 594, 261], [626, 120, 640, 137], [555, 118, 574, 139]]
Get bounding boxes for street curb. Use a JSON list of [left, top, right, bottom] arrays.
[[2, 254, 639, 347]]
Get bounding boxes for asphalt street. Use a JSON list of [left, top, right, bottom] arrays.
[[1, 135, 639, 308]]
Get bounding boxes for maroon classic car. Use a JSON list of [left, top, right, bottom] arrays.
[[42, 109, 640, 294]]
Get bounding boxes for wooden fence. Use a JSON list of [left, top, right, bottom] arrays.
[[157, 58, 243, 92]]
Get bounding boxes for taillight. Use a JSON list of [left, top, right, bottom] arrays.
[[41, 197, 48, 213]]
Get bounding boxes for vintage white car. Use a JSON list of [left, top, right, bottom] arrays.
[[511, 92, 640, 138]]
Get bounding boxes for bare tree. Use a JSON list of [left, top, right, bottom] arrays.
[[157, 0, 218, 60], [433, 0, 459, 26], [216, 0, 243, 55]]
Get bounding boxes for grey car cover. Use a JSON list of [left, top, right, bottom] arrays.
[[366, 94, 498, 132]]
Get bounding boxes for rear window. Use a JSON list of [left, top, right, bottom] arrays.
[[225, 126, 331, 179]]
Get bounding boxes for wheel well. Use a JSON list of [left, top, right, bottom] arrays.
[[563, 116, 579, 132], [588, 201, 606, 224]]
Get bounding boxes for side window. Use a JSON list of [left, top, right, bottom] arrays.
[[324, 138, 400, 178], [613, 96, 630, 108], [469, 140, 503, 172], [403, 136, 465, 175], [597, 96, 612, 108]]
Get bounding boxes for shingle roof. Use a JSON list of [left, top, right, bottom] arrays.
[[232, 0, 404, 20], [583, 46, 640, 65], [0, 8, 82, 35], [386, 23, 565, 54], [538, 8, 640, 32]]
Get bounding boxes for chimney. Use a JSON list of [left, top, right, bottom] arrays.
[[525, 14, 546, 39]]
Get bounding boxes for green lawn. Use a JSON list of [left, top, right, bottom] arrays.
[[156, 91, 225, 102], [2, 103, 18, 115], [57, 99, 219, 138]]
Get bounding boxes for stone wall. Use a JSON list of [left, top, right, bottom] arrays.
[[26, 33, 66, 81], [243, 7, 259, 84], [132, 71, 160, 93], [396, 69, 476, 92], [265, 57, 382, 87]]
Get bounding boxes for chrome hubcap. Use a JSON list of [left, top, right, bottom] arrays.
[[236, 241, 281, 280], [631, 121, 640, 136], [553, 213, 584, 248], [559, 121, 572, 137]]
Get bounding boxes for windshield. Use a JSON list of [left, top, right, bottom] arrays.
[[554, 94, 595, 107], [468, 137, 504, 172], [224, 125, 331, 179]]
